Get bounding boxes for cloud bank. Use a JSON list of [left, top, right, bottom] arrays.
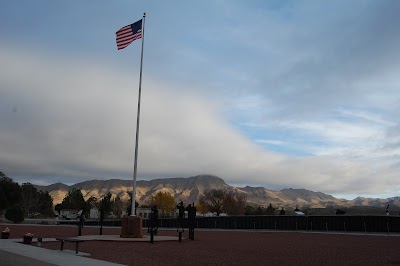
[[1, 1, 400, 199], [1, 44, 399, 199]]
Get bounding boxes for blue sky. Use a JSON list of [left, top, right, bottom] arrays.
[[1, 0, 400, 200]]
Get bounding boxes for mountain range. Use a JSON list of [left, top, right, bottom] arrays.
[[35, 175, 400, 211]]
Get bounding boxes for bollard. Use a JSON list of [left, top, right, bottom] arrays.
[[326, 222, 328, 232], [344, 221, 346, 232], [254, 222, 256, 230], [295, 222, 298, 231], [150, 230, 154, 244], [364, 221, 367, 233], [310, 222, 313, 231], [178, 231, 182, 242], [37, 237, 42, 247], [215, 221, 217, 228]]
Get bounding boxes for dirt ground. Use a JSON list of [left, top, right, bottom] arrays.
[[2, 223, 400, 265]]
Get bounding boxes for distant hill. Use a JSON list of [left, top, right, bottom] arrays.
[[34, 175, 399, 211]]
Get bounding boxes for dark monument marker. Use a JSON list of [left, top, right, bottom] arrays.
[[78, 211, 85, 236], [99, 207, 105, 235], [149, 205, 159, 244], [176, 201, 185, 242], [186, 202, 196, 240]]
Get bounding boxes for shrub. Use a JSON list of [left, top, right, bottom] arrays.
[[5, 205, 25, 223]]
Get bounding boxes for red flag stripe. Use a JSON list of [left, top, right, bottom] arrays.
[[117, 30, 142, 41], [116, 20, 142, 50]]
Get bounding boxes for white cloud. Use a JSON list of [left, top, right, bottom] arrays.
[[2, 1, 400, 199], [2, 45, 400, 198]]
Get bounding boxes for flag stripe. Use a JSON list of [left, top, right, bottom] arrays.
[[116, 30, 142, 41], [116, 20, 142, 50]]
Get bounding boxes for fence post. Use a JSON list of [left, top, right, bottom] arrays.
[[387, 221, 390, 235], [326, 222, 328, 231], [364, 221, 367, 233], [254, 221, 256, 230], [296, 221, 298, 231], [344, 221, 346, 232]]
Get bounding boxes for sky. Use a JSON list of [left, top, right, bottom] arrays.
[[1, 0, 400, 200]]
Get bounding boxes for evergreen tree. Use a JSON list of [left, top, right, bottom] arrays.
[[99, 192, 112, 220], [244, 205, 256, 215], [265, 203, 275, 215], [112, 195, 123, 217], [255, 206, 264, 215], [61, 188, 87, 211], [37, 191, 54, 217], [21, 183, 39, 216], [86, 196, 98, 210], [5, 205, 24, 223], [0, 172, 22, 212], [126, 191, 139, 216]]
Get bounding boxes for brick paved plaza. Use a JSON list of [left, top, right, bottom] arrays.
[[2, 224, 400, 265]]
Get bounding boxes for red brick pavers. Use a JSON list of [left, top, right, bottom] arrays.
[[2, 224, 400, 265]]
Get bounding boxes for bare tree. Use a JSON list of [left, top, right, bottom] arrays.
[[223, 191, 247, 215], [199, 189, 225, 216]]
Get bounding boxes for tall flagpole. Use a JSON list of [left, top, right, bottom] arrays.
[[131, 12, 146, 216]]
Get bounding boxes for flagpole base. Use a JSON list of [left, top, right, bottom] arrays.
[[120, 216, 143, 238]]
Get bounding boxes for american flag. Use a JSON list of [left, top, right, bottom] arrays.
[[116, 19, 142, 50]]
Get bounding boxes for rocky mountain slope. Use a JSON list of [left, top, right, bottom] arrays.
[[35, 175, 398, 209]]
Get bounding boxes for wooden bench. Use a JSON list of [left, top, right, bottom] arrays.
[[55, 237, 85, 254]]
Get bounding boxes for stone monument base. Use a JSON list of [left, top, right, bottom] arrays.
[[120, 216, 143, 238]]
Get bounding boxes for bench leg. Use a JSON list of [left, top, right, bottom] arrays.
[[60, 240, 64, 251]]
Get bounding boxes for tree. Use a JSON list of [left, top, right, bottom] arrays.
[[20, 183, 54, 218], [86, 196, 98, 210], [265, 203, 275, 215], [37, 191, 54, 217], [99, 192, 112, 220], [223, 191, 247, 215], [61, 188, 87, 211], [244, 205, 256, 215], [126, 191, 139, 216], [255, 206, 264, 215], [112, 195, 123, 217], [99, 192, 112, 235], [21, 183, 39, 217], [5, 205, 24, 223], [196, 200, 208, 215], [336, 209, 346, 215], [199, 189, 225, 216], [0, 172, 22, 212], [150, 191, 175, 217], [55, 204, 63, 214]]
